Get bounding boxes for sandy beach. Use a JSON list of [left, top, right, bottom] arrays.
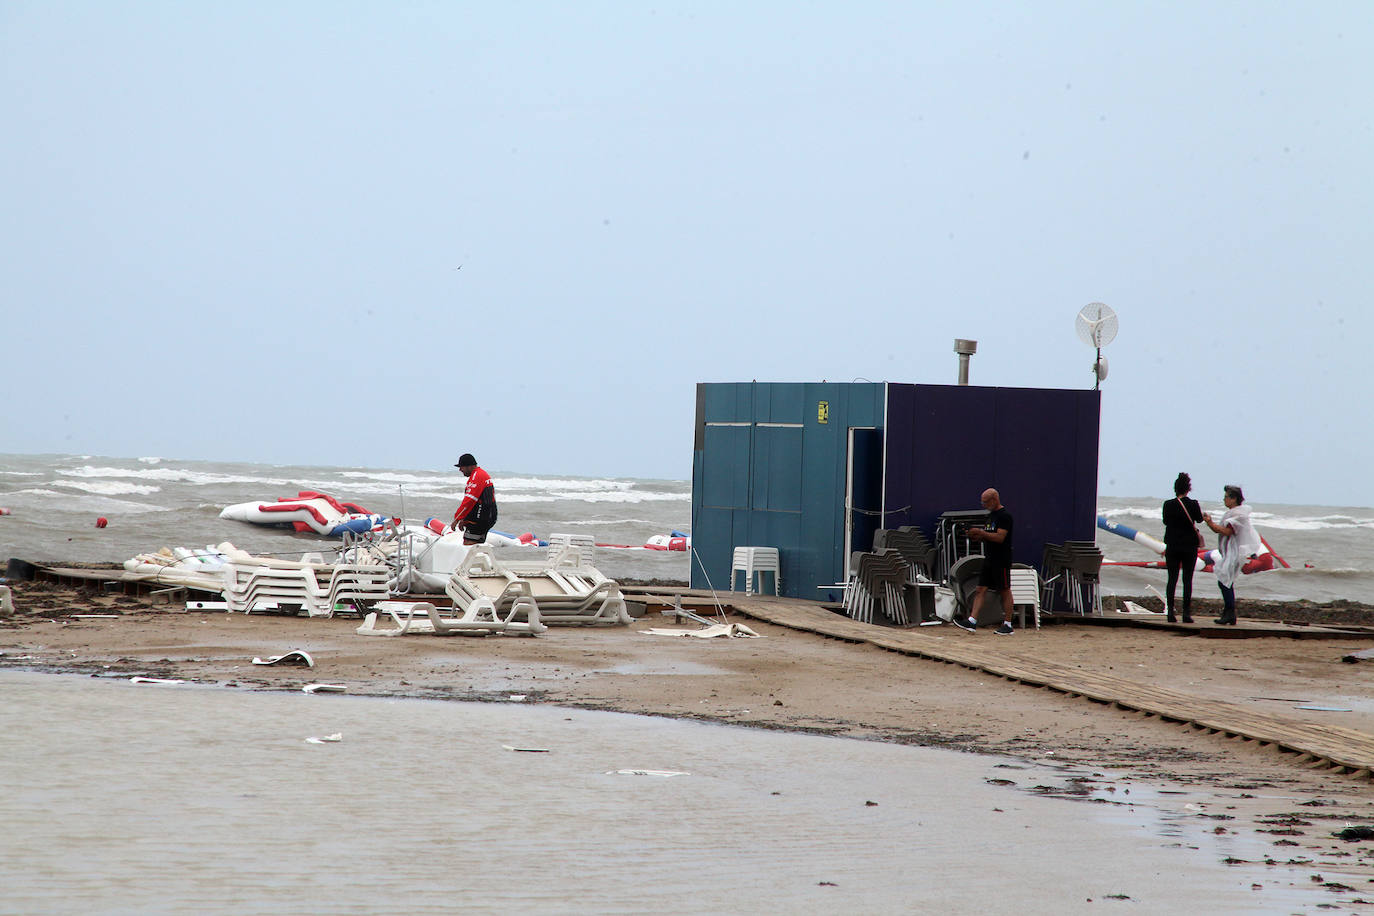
[[6, 577, 1374, 899]]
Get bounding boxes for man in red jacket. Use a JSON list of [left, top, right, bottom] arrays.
[[450, 453, 498, 545]]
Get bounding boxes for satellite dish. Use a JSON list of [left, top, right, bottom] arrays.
[[1075, 302, 1118, 348]]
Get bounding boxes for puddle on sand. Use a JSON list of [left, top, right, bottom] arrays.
[[3, 670, 1370, 914], [590, 658, 728, 676], [983, 759, 1374, 908]]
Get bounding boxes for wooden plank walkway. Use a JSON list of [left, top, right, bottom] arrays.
[[707, 593, 1374, 779]]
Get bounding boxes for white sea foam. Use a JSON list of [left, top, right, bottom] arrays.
[[58, 480, 161, 496], [24, 493, 162, 514], [337, 471, 661, 496], [339, 471, 452, 486], [137, 457, 164, 464], [500, 477, 634, 493], [1, 470, 41, 477], [500, 491, 689, 504], [548, 518, 665, 527], [1098, 504, 1374, 532], [1248, 512, 1374, 531], [58, 466, 287, 487]]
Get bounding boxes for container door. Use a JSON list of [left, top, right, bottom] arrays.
[[845, 427, 883, 575]]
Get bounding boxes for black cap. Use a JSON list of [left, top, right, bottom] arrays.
[[455, 453, 477, 468]]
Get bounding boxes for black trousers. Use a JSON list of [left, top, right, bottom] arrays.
[[1164, 547, 1196, 615]]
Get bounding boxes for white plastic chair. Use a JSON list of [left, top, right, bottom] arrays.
[[731, 547, 780, 596], [1009, 567, 1041, 630]]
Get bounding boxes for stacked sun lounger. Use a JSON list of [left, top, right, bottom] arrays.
[[841, 549, 913, 625], [355, 595, 546, 637], [449, 545, 631, 627], [547, 533, 596, 563], [221, 556, 390, 617]]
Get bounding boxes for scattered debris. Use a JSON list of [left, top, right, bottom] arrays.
[[504, 745, 550, 753], [1335, 826, 1374, 842], [642, 623, 762, 639], [305, 733, 342, 744], [607, 769, 687, 777], [302, 683, 346, 694], [1297, 705, 1352, 712], [129, 676, 184, 685], [252, 650, 315, 668], [507, 694, 527, 702]]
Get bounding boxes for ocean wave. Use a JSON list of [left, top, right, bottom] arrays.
[[137, 457, 164, 464], [500, 491, 689, 504], [1096, 507, 1164, 522], [339, 471, 453, 487], [335, 471, 663, 496], [1, 470, 41, 477], [58, 480, 161, 496], [542, 518, 666, 527], [1247, 513, 1374, 532], [500, 477, 633, 493], [13, 492, 162, 514], [59, 466, 288, 487], [1099, 505, 1374, 531]]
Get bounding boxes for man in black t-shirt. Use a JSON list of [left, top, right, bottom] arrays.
[[952, 488, 1017, 635]]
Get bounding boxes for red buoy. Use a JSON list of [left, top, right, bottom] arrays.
[[0, 507, 11, 516], [95, 517, 108, 529]]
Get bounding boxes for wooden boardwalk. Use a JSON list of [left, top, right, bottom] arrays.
[[635, 590, 1374, 779]]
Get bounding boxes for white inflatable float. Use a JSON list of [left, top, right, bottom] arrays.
[[220, 491, 390, 537]]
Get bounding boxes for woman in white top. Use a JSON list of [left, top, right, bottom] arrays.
[[1202, 484, 1261, 625]]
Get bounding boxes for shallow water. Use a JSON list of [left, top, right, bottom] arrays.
[[0, 671, 1349, 914]]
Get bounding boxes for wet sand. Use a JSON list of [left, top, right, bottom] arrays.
[[5, 579, 1374, 903]]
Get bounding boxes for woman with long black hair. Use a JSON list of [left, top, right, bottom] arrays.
[[1161, 472, 1204, 623]]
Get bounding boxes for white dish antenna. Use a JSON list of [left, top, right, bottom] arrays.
[[1075, 302, 1118, 347], [1075, 302, 1118, 389]]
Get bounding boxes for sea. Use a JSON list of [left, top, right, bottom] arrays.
[[2, 452, 1372, 604], [0, 453, 692, 586], [4, 454, 1374, 912]]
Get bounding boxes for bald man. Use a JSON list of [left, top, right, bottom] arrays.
[[952, 488, 1016, 635]]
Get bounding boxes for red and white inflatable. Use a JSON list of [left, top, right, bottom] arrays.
[[220, 491, 390, 537]]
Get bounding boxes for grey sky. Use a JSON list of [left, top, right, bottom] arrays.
[[3, 2, 1370, 505]]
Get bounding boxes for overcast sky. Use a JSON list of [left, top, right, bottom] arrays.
[[2, 2, 1370, 506]]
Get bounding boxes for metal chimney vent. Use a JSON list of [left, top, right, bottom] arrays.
[[953, 339, 977, 385]]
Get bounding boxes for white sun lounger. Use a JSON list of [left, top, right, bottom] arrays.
[[446, 545, 631, 627], [222, 560, 389, 617], [355, 596, 545, 637]]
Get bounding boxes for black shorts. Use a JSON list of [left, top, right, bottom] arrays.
[[461, 523, 491, 544], [978, 563, 1011, 591]]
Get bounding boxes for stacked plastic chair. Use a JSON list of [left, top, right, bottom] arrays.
[[842, 549, 913, 625], [1039, 541, 1104, 615], [221, 559, 389, 617], [935, 510, 991, 581], [872, 527, 936, 583]]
